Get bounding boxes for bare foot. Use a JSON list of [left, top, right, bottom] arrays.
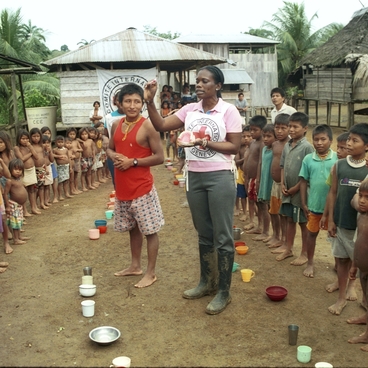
[[234, 210, 240, 216], [52, 199, 59, 203], [0, 262, 9, 267], [290, 254, 308, 266], [19, 236, 30, 241], [246, 227, 262, 235], [5, 244, 13, 254], [0, 267, 7, 273], [326, 280, 339, 293], [348, 332, 368, 344], [303, 265, 314, 278], [239, 215, 247, 222], [14, 240, 26, 245], [31, 209, 41, 215], [347, 315, 367, 324], [271, 245, 287, 254], [328, 299, 347, 315], [276, 250, 293, 261], [252, 234, 268, 241], [134, 275, 157, 288], [244, 223, 255, 231], [59, 197, 65, 201], [24, 212, 33, 217], [40, 205, 49, 210], [262, 235, 273, 243], [114, 268, 143, 277], [88, 186, 96, 190], [361, 345, 368, 352], [346, 284, 358, 301], [268, 240, 284, 249], [66, 194, 74, 198], [99, 179, 107, 183], [82, 187, 88, 192]]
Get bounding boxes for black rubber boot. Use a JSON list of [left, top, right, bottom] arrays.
[[205, 251, 233, 315], [182, 246, 218, 299]]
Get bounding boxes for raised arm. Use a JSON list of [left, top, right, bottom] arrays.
[[144, 80, 183, 132]]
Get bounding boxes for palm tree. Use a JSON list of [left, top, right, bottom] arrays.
[[262, 1, 342, 86], [0, 8, 24, 59], [77, 39, 95, 48]]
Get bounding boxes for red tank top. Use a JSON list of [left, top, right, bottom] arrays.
[[113, 117, 153, 200]]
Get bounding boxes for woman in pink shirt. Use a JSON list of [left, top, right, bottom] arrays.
[[145, 66, 242, 315]]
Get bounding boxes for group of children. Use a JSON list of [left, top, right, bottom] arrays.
[[0, 125, 111, 258], [234, 109, 368, 350]]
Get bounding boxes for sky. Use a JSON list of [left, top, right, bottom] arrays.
[[7, 0, 367, 51]]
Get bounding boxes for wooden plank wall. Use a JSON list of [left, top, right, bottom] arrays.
[[304, 68, 352, 102], [57, 70, 100, 126]]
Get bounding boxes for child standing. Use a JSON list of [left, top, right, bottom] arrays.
[[254, 124, 276, 241], [276, 112, 314, 264], [327, 123, 368, 315], [42, 135, 54, 206], [243, 115, 266, 233], [0, 131, 14, 254], [30, 128, 48, 210], [41, 127, 59, 203], [234, 126, 252, 220], [53, 136, 73, 201], [347, 177, 368, 351], [66, 127, 83, 194], [14, 129, 40, 215], [65, 137, 79, 195], [4, 159, 29, 245], [268, 114, 290, 249], [79, 127, 96, 191], [299, 125, 337, 278]]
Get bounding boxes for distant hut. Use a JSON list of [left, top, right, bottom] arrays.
[[299, 7, 368, 127]]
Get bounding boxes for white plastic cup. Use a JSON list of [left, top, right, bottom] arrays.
[[82, 275, 93, 285], [315, 363, 333, 368], [81, 300, 95, 317], [111, 356, 131, 367], [297, 345, 312, 363]]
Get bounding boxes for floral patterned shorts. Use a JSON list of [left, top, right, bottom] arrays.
[[114, 186, 164, 235]]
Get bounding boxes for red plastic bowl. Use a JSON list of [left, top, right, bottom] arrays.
[[97, 226, 107, 234], [265, 286, 288, 301], [234, 241, 246, 248]]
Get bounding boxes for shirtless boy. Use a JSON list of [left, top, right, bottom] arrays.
[[234, 126, 252, 220], [65, 137, 80, 195], [4, 159, 29, 245], [14, 129, 40, 216], [66, 128, 83, 194], [78, 127, 96, 191], [107, 83, 164, 288], [53, 136, 73, 201], [268, 114, 290, 249], [243, 115, 266, 233], [347, 178, 368, 351], [30, 128, 48, 210]]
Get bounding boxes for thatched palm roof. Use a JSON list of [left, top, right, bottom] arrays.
[[301, 8, 368, 67]]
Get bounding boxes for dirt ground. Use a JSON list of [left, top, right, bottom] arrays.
[[1, 118, 368, 367]]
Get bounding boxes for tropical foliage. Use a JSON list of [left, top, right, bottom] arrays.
[[0, 8, 59, 125], [143, 25, 180, 40], [244, 2, 344, 87]]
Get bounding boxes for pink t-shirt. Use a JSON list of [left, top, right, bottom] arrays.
[[175, 98, 242, 172]]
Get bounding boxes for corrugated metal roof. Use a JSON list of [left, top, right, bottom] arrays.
[[43, 28, 227, 67], [174, 33, 279, 45], [189, 69, 254, 85]]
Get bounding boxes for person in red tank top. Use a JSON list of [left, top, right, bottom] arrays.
[[106, 84, 164, 289]]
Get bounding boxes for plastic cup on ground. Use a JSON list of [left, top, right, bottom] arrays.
[[81, 300, 95, 317], [315, 363, 333, 368], [111, 356, 131, 367], [232, 262, 240, 272], [240, 269, 255, 282], [83, 266, 92, 276], [297, 345, 312, 363], [288, 324, 299, 345], [82, 275, 93, 285], [105, 210, 114, 220]]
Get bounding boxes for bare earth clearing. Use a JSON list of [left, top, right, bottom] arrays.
[[1, 114, 367, 367]]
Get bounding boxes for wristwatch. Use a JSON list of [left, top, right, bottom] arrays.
[[133, 158, 138, 167]]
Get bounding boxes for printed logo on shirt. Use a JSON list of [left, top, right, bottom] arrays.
[[187, 117, 220, 159], [340, 177, 362, 187]]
